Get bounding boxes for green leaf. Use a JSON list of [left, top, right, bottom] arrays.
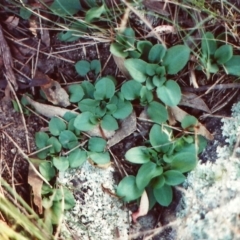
[[53, 157, 69, 171], [153, 184, 173, 206], [110, 43, 128, 58], [116, 28, 135, 46], [47, 137, 62, 154], [88, 137, 106, 152], [75, 60, 91, 76], [152, 175, 165, 189], [146, 63, 158, 76], [58, 31, 80, 42], [136, 162, 163, 189], [163, 170, 185, 186], [63, 112, 77, 121], [198, 136, 207, 154], [39, 162, 56, 181], [78, 99, 99, 113], [181, 115, 198, 129], [85, 5, 105, 23], [50, 201, 62, 224], [163, 45, 190, 74], [140, 86, 153, 104], [62, 188, 76, 210], [214, 45, 233, 64], [137, 41, 152, 59], [68, 149, 87, 168], [149, 124, 171, 152], [35, 132, 50, 159], [59, 130, 78, 149], [157, 80, 181, 106], [121, 80, 142, 100], [148, 44, 166, 63], [68, 84, 84, 103], [101, 114, 118, 130], [90, 59, 101, 74], [117, 176, 143, 202], [57, 22, 87, 42], [20, 7, 32, 20], [112, 99, 132, 119], [125, 146, 150, 164], [94, 77, 115, 100], [35, 132, 49, 149], [170, 152, 197, 173], [53, 188, 76, 210], [49, 117, 66, 136], [147, 101, 168, 124], [223, 55, 240, 76], [68, 118, 81, 136], [74, 112, 96, 131], [81, 81, 95, 98], [124, 59, 147, 82], [50, 0, 81, 16], [88, 151, 110, 164], [146, 187, 157, 210], [153, 75, 166, 87], [201, 32, 217, 57]]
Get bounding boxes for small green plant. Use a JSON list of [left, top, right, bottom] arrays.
[[73, 77, 133, 131], [75, 59, 101, 76], [199, 32, 240, 78], [117, 120, 207, 207], [111, 28, 190, 107], [33, 112, 111, 230]]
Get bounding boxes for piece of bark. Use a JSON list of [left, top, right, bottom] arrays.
[[0, 24, 18, 90]]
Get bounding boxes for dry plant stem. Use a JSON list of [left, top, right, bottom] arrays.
[[62, 140, 88, 156], [5, 75, 30, 153], [0, 25, 18, 90], [211, 89, 238, 113], [32, 39, 41, 78], [6, 36, 74, 64], [28, 145, 52, 157], [128, 220, 180, 240], [182, 83, 240, 92], [108, 148, 127, 177], [0, 130, 51, 187]]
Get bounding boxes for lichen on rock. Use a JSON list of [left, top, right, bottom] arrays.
[[176, 102, 240, 240], [58, 161, 129, 240]]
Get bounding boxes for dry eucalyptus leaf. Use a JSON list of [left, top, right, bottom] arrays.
[[169, 106, 214, 140], [146, 25, 176, 38], [108, 111, 137, 147], [33, 71, 70, 107], [132, 190, 149, 223], [87, 124, 115, 139], [41, 78, 70, 107], [25, 95, 75, 118], [180, 92, 211, 113], [25, 96, 114, 138], [28, 165, 43, 214]]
